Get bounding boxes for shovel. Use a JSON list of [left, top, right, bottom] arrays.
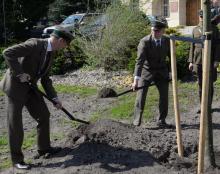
[[115, 81, 156, 97], [29, 83, 90, 124]]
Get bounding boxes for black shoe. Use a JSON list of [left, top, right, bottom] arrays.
[[197, 109, 201, 114], [157, 121, 174, 129], [37, 147, 62, 158], [13, 161, 31, 170]]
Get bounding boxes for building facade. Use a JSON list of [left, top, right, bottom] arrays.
[[122, 0, 220, 26], [139, 0, 202, 27]]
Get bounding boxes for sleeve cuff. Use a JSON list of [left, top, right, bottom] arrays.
[[52, 97, 58, 101], [134, 76, 141, 80]]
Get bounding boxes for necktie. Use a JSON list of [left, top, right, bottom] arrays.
[[156, 40, 160, 47]]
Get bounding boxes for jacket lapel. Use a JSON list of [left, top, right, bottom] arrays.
[[37, 40, 48, 75]]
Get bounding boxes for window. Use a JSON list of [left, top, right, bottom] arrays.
[[163, 0, 170, 17]]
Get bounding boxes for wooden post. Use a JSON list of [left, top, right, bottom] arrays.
[[170, 36, 183, 157], [197, 32, 212, 174]]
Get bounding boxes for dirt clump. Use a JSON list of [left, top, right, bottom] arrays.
[[97, 88, 117, 98]]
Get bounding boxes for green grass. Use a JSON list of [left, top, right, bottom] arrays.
[[0, 134, 11, 170], [0, 158, 11, 170], [90, 86, 159, 123], [0, 90, 4, 96], [1, 84, 97, 97], [89, 81, 201, 123], [23, 130, 37, 149], [54, 84, 97, 97], [58, 118, 81, 128], [0, 135, 8, 154], [39, 84, 97, 97]]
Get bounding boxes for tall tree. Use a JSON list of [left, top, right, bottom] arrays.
[[0, 0, 54, 43]]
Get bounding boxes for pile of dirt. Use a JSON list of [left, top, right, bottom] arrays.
[[97, 88, 117, 98], [65, 119, 198, 173]]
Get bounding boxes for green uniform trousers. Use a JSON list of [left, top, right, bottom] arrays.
[[7, 89, 50, 164], [134, 75, 169, 124]]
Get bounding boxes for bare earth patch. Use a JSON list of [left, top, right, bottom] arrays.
[[1, 92, 220, 174]]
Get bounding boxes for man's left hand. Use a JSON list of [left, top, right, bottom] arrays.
[[52, 98, 62, 109], [214, 61, 219, 68], [168, 72, 172, 81]]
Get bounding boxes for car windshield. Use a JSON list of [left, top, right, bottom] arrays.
[[81, 14, 106, 28], [61, 15, 82, 25]]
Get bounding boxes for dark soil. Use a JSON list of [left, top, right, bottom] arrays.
[[1, 91, 220, 174]]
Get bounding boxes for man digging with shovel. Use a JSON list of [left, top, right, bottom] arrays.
[[132, 19, 172, 128], [0, 26, 73, 170]]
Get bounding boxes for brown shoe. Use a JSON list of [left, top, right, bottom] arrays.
[[14, 161, 31, 170]]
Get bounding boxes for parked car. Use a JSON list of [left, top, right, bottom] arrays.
[[79, 14, 107, 39], [42, 13, 102, 38]]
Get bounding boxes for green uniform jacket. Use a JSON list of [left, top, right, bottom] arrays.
[[0, 38, 57, 101], [189, 22, 220, 72], [134, 34, 170, 80]]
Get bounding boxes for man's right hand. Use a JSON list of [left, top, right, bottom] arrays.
[[16, 73, 31, 83], [189, 63, 193, 71], [132, 79, 139, 91]]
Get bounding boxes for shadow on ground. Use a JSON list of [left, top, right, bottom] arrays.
[[38, 142, 157, 173]]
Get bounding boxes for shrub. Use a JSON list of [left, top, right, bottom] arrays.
[[127, 47, 137, 74], [51, 39, 87, 75], [176, 41, 190, 79], [165, 27, 181, 36], [78, 3, 150, 71]]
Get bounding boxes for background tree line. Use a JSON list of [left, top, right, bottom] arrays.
[[0, 0, 190, 80], [0, 0, 111, 44]]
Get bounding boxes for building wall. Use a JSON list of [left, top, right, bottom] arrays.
[[131, 0, 206, 27], [139, 0, 153, 15], [138, 0, 183, 27], [167, 0, 186, 27]]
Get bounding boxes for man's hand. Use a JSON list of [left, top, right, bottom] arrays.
[[16, 73, 31, 83], [168, 72, 172, 81], [189, 63, 193, 71], [132, 79, 139, 91], [52, 98, 62, 109], [214, 61, 219, 69]]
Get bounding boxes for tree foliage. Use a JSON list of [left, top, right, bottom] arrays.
[[0, 0, 54, 42], [77, 3, 150, 71]]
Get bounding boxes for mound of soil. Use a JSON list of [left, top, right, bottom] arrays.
[[65, 119, 197, 173]]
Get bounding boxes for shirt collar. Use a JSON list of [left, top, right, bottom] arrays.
[[47, 38, 52, 51], [154, 38, 161, 43]]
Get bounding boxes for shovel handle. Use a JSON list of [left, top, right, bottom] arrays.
[[116, 83, 154, 97], [61, 107, 90, 124], [29, 83, 89, 124]]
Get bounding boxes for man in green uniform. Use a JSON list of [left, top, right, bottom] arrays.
[[188, 10, 220, 113], [0, 26, 73, 170], [132, 19, 171, 128]]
